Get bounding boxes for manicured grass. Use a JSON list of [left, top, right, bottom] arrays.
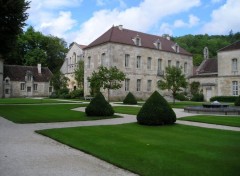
[[169, 101, 204, 108], [37, 123, 240, 176], [113, 106, 141, 115], [179, 115, 240, 127], [0, 104, 119, 123], [0, 98, 83, 104]]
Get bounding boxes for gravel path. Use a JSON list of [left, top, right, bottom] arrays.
[[1, 106, 240, 176]]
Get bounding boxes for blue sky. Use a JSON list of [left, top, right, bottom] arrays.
[[26, 0, 240, 45]]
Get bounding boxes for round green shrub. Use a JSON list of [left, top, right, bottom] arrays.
[[235, 95, 240, 106], [85, 92, 114, 116], [137, 91, 176, 125], [123, 92, 137, 105], [191, 93, 204, 102]]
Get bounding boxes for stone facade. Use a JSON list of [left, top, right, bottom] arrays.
[[0, 59, 3, 98], [60, 42, 85, 91], [84, 26, 193, 100], [189, 41, 240, 101]]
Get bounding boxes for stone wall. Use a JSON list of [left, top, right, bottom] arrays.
[[0, 59, 3, 98]]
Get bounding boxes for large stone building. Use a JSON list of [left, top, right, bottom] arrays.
[[84, 25, 193, 100], [190, 41, 240, 101], [60, 42, 86, 91], [1, 63, 53, 98]]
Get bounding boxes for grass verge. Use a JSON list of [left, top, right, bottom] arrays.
[[113, 106, 141, 115], [179, 115, 240, 127], [37, 123, 240, 176], [0, 104, 120, 123], [0, 98, 83, 104]]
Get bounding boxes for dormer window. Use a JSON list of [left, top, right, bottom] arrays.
[[5, 77, 10, 84], [172, 43, 179, 53], [133, 34, 141, 46], [154, 39, 161, 50], [136, 38, 140, 46]]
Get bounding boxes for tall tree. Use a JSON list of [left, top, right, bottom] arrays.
[[0, 0, 30, 58], [88, 66, 126, 101], [74, 60, 84, 88], [157, 66, 188, 104], [50, 71, 69, 91]]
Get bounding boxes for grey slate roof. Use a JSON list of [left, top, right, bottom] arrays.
[[85, 26, 192, 56], [218, 40, 240, 52], [4, 65, 53, 82]]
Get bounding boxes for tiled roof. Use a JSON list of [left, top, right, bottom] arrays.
[[198, 59, 218, 74], [4, 65, 53, 82], [85, 26, 192, 56], [218, 40, 240, 52]]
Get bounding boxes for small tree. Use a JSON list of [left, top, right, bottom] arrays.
[[190, 81, 200, 95], [74, 60, 84, 88], [51, 71, 69, 91], [88, 66, 126, 101], [158, 66, 188, 104]]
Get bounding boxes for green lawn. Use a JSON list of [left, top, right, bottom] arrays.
[[0, 104, 119, 123], [179, 115, 240, 127], [37, 123, 240, 176], [0, 98, 83, 104], [113, 106, 141, 115]]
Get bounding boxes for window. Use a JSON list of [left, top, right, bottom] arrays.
[[176, 61, 180, 68], [5, 79, 9, 84], [49, 87, 53, 93], [125, 79, 130, 91], [147, 57, 152, 69], [232, 58, 238, 72], [147, 80, 152, 91], [20, 83, 25, 90], [184, 62, 188, 74], [69, 57, 72, 65], [27, 75, 32, 81], [33, 84, 38, 91], [136, 38, 140, 46], [232, 81, 238, 96], [157, 42, 161, 50], [87, 56, 91, 68], [137, 79, 141, 91], [136, 56, 141, 68], [5, 89, 9, 94], [73, 52, 77, 63], [175, 44, 179, 53], [27, 87, 31, 92], [168, 60, 171, 67], [158, 59, 162, 71], [101, 53, 106, 66], [125, 54, 130, 67]]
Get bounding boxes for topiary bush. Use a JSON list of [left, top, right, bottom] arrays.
[[137, 91, 176, 125], [235, 95, 240, 106], [123, 92, 137, 105], [85, 92, 114, 116], [191, 93, 204, 102]]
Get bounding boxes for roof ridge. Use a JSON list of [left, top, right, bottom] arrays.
[[218, 40, 240, 52], [108, 26, 115, 42]]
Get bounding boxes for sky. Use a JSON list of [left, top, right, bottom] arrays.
[[26, 0, 240, 46]]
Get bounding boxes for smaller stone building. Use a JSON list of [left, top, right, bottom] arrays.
[[190, 41, 240, 101], [60, 42, 86, 91], [2, 64, 53, 98]]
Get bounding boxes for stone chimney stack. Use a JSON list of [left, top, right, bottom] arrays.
[[37, 64, 41, 74], [118, 25, 123, 30]]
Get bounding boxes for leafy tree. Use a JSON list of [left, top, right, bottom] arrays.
[[74, 60, 84, 88], [158, 66, 188, 104], [51, 71, 69, 91], [88, 66, 126, 101], [190, 81, 200, 95], [0, 0, 30, 58]]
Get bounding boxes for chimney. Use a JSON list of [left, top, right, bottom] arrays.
[[118, 25, 123, 30], [37, 64, 41, 74], [162, 34, 171, 40]]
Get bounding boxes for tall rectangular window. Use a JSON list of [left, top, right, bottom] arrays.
[[184, 62, 188, 74], [168, 60, 171, 67], [101, 53, 106, 66], [232, 81, 238, 96], [147, 80, 152, 91], [176, 61, 180, 68], [20, 83, 25, 90], [27, 75, 31, 81], [49, 87, 53, 93], [87, 57, 91, 68], [125, 79, 130, 91], [34, 84, 38, 91], [136, 56, 141, 68], [147, 57, 152, 69], [137, 79, 141, 91], [158, 59, 162, 71], [125, 54, 130, 67], [232, 58, 238, 72]]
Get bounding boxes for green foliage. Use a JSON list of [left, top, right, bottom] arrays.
[[158, 66, 188, 104], [51, 71, 69, 91], [175, 92, 189, 101], [88, 66, 126, 100], [210, 96, 238, 102], [69, 89, 84, 99], [190, 81, 200, 95], [85, 92, 114, 116], [0, 0, 30, 58], [173, 33, 240, 66], [123, 92, 137, 105], [74, 60, 84, 88], [190, 93, 204, 102], [234, 96, 240, 106], [137, 91, 176, 125]]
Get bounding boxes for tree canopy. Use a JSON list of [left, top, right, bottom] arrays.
[[158, 66, 188, 104], [74, 60, 84, 88], [88, 66, 126, 101], [0, 0, 30, 58]]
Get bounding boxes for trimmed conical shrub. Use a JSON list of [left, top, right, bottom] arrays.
[[235, 95, 240, 106], [85, 92, 114, 116], [123, 92, 137, 105], [137, 91, 176, 125]]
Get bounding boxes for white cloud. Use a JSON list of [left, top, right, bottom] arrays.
[[172, 14, 200, 28], [202, 0, 240, 34], [74, 0, 200, 44], [159, 23, 173, 36]]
